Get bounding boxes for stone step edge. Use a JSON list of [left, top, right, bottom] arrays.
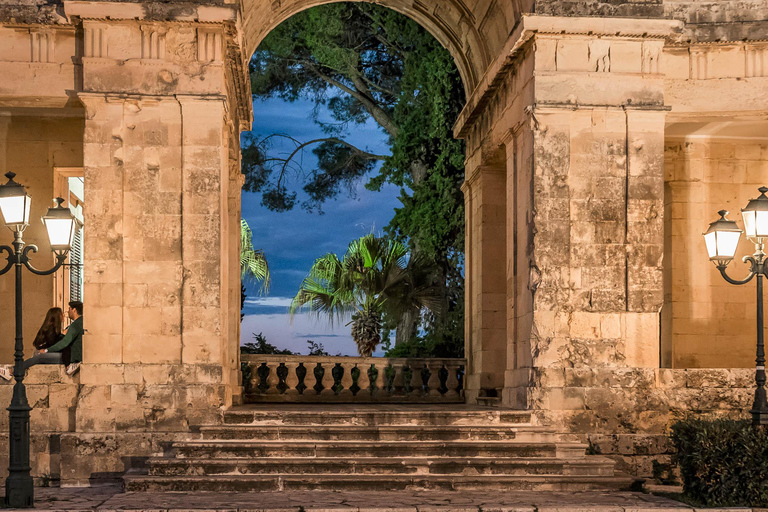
[[223, 410, 531, 416], [173, 440, 587, 449], [200, 424, 550, 432], [145, 459, 615, 464], [125, 474, 631, 483]]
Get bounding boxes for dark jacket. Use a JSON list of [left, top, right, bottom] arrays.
[[33, 330, 63, 351], [47, 316, 83, 364]]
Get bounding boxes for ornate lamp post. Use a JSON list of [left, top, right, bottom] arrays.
[[0, 172, 78, 507], [704, 186, 768, 426]]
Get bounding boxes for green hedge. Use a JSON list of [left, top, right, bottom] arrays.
[[671, 418, 768, 507]]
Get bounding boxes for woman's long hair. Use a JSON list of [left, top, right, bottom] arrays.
[[33, 307, 63, 350]]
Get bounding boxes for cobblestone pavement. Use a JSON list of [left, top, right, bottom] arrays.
[[0, 485, 729, 512]]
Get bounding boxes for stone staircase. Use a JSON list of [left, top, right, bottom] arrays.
[[124, 405, 633, 492]]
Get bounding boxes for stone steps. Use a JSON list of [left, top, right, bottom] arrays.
[[171, 440, 588, 459], [124, 473, 632, 492], [221, 408, 532, 426], [146, 456, 616, 477], [199, 424, 557, 442], [124, 405, 634, 492]]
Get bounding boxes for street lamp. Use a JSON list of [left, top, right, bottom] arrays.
[[704, 186, 768, 426], [0, 172, 78, 507]]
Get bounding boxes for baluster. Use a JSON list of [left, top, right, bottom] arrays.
[[445, 363, 460, 399], [276, 363, 289, 394], [265, 361, 281, 395], [284, 361, 300, 396], [256, 362, 270, 394], [427, 362, 442, 397], [438, 364, 449, 395], [244, 362, 257, 395], [367, 363, 380, 397], [331, 362, 345, 395], [312, 362, 325, 395], [295, 362, 308, 395], [409, 363, 424, 397], [401, 365, 413, 395], [390, 363, 404, 395], [350, 364, 362, 397], [375, 362, 388, 396], [339, 362, 355, 398], [320, 362, 335, 397]]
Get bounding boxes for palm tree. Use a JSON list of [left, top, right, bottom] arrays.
[[290, 234, 442, 356], [241, 219, 270, 291]]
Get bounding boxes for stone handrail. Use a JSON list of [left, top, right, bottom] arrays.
[[241, 355, 465, 403]]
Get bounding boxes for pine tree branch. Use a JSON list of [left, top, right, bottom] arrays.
[[274, 136, 388, 190], [301, 60, 400, 138]]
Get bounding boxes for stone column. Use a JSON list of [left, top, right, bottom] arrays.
[[488, 23, 673, 425], [462, 161, 507, 402], [502, 125, 536, 408], [70, 90, 235, 483], [524, 107, 665, 371]]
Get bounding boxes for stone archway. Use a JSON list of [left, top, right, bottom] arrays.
[[240, 0, 524, 96]]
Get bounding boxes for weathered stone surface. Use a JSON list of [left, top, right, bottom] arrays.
[[0, 0, 765, 487]]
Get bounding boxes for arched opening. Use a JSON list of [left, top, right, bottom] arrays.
[[236, 1, 480, 401]]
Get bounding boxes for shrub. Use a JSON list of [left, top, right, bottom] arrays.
[[671, 417, 768, 507]]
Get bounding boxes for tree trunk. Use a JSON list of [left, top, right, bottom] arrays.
[[351, 310, 382, 356], [395, 306, 419, 346]]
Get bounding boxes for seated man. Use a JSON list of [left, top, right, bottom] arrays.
[[0, 301, 83, 380]]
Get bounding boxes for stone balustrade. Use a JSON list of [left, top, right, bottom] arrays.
[[241, 355, 466, 402]]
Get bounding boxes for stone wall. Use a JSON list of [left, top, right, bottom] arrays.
[[0, 365, 223, 484], [663, 139, 768, 368], [0, 367, 79, 482], [527, 367, 753, 476]]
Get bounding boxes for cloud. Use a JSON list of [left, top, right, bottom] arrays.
[[244, 297, 294, 307], [294, 333, 347, 338]]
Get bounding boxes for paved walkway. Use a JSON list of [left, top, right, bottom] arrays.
[[1, 485, 733, 512]]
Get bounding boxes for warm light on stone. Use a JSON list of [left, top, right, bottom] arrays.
[[0, 0, 766, 489]]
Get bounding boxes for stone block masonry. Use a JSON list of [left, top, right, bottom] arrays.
[[526, 368, 753, 477]]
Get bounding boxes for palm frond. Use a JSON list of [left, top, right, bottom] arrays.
[[241, 219, 271, 293], [292, 234, 442, 356]]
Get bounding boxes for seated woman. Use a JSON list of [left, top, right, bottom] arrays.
[[0, 302, 82, 380], [34, 307, 65, 352]]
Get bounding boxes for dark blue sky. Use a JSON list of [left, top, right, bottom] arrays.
[[240, 97, 400, 356]]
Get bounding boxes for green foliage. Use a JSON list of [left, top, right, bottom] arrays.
[[290, 234, 442, 356], [651, 459, 678, 486], [240, 334, 333, 357], [241, 332, 294, 355], [306, 340, 332, 356], [241, 219, 270, 290], [246, 3, 465, 353], [384, 334, 462, 359], [671, 417, 768, 506]]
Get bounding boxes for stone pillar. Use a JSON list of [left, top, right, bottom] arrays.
[[63, 10, 248, 481], [79, 92, 230, 423], [525, 106, 665, 366], [488, 23, 673, 423], [462, 161, 507, 402], [502, 125, 536, 408]]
